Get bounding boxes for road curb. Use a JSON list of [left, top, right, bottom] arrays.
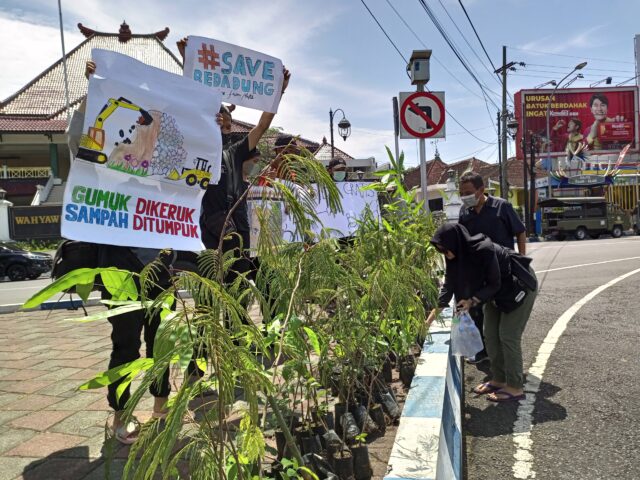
[[0, 297, 103, 314], [0, 291, 194, 315], [384, 305, 463, 480]]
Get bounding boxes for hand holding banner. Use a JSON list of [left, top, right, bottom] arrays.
[[183, 36, 284, 113], [62, 49, 222, 251]]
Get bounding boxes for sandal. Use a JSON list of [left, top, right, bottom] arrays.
[[109, 418, 141, 445], [472, 382, 502, 395], [487, 390, 526, 403]]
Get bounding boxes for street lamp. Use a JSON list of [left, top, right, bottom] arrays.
[[562, 73, 584, 88], [329, 108, 351, 161], [545, 61, 587, 173]]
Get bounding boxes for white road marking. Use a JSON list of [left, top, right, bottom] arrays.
[[528, 239, 640, 252], [535, 256, 640, 274], [511, 267, 640, 479]]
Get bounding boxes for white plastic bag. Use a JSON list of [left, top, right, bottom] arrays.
[[450, 311, 484, 357]]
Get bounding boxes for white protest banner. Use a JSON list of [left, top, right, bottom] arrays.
[[62, 49, 222, 251], [183, 36, 284, 113], [247, 182, 380, 248]]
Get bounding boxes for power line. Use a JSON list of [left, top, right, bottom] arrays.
[[508, 46, 635, 65], [435, 0, 503, 91], [360, 0, 495, 145], [416, 0, 502, 111], [358, 0, 408, 64], [526, 63, 635, 74], [449, 142, 497, 162], [457, 0, 498, 73]]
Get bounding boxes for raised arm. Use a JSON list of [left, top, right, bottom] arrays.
[[247, 67, 291, 151]]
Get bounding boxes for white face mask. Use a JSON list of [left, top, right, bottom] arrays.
[[461, 193, 479, 208], [333, 171, 346, 182]]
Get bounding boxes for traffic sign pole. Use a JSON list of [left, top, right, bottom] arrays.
[[417, 84, 429, 213]]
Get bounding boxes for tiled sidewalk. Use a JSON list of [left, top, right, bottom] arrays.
[[0, 306, 151, 480]]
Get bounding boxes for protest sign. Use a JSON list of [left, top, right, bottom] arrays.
[[247, 182, 380, 249], [183, 36, 284, 113], [62, 49, 222, 251]]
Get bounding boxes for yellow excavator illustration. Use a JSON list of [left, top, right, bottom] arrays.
[[77, 97, 153, 164], [167, 157, 212, 190]]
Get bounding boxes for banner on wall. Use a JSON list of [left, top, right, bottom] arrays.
[[247, 182, 381, 249], [62, 49, 222, 251], [514, 86, 639, 161], [183, 36, 284, 113]]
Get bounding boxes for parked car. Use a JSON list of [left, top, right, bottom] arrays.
[[539, 197, 631, 240], [0, 242, 53, 281]]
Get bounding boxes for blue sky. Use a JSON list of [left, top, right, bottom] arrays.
[[1, 0, 639, 168]]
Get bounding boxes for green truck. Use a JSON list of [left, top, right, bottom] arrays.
[[539, 197, 631, 240]]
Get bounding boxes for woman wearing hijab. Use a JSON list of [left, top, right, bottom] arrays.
[[426, 223, 537, 403]]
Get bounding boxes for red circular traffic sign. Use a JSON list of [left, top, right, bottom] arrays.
[[400, 92, 445, 138]]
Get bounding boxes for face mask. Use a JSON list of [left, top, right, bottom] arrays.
[[333, 171, 346, 182], [461, 193, 479, 208]]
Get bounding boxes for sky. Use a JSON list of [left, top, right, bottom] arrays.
[[1, 0, 639, 168]]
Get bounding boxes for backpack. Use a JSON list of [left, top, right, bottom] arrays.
[[493, 251, 537, 313]]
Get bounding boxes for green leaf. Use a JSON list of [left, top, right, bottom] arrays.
[[22, 268, 101, 308], [303, 327, 321, 356], [101, 269, 138, 301], [78, 358, 153, 390], [75, 282, 94, 302], [64, 302, 145, 323]]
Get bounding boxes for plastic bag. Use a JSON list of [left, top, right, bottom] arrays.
[[450, 311, 484, 357]]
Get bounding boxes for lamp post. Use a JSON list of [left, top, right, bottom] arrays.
[[329, 108, 351, 161], [545, 61, 587, 198]]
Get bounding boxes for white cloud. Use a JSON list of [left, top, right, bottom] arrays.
[[0, 15, 83, 101]]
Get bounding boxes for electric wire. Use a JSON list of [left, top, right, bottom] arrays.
[[358, 0, 409, 64], [359, 0, 495, 145], [383, 0, 487, 103], [508, 46, 635, 65], [457, 0, 499, 73], [436, 0, 503, 91], [416, 0, 502, 111]]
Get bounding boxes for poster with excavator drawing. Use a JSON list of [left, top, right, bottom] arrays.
[[62, 49, 222, 250], [183, 36, 284, 113]]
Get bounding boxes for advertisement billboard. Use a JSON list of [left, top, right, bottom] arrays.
[[515, 86, 639, 160]]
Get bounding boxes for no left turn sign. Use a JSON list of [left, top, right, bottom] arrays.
[[399, 91, 446, 139]]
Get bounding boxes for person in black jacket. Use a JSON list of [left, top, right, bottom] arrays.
[[426, 223, 537, 403]]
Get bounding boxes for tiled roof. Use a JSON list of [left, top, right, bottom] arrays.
[[0, 23, 181, 132], [313, 137, 354, 161], [404, 156, 449, 189]]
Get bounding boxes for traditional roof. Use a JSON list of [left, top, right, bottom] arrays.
[[313, 136, 354, 162], [404, 155, 449, 189], [0, 22, 181, 133]]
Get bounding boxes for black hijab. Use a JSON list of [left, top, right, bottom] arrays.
[[431, 223, 494, 300]]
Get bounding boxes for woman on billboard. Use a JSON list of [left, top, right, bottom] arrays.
[[585, 93, 627, 150]]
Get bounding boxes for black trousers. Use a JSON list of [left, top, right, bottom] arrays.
[[99, 246, 171, 411], [469, 305, 487, 357]]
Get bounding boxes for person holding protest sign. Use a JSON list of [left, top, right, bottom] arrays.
[[75, 60, 184, 444], [185, 54, 291, 380]]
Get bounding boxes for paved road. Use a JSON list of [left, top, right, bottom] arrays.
[[465, 236, 640, 479], [0, 275, 100, 308]]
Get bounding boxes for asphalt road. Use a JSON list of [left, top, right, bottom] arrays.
[[0, 274, 100, 307], [465, 236, 640, 479]]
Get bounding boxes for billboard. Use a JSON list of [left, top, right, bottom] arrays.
[[515, 87, 639, 160]]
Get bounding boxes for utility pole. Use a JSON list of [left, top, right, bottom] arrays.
[[494, 47, 523, 200], [522, 135, 529, 234], [529, 135, 537, 238], [497, 111, 502, 196], [392, 97, 400, 163], [501, 46, 508, 200]]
